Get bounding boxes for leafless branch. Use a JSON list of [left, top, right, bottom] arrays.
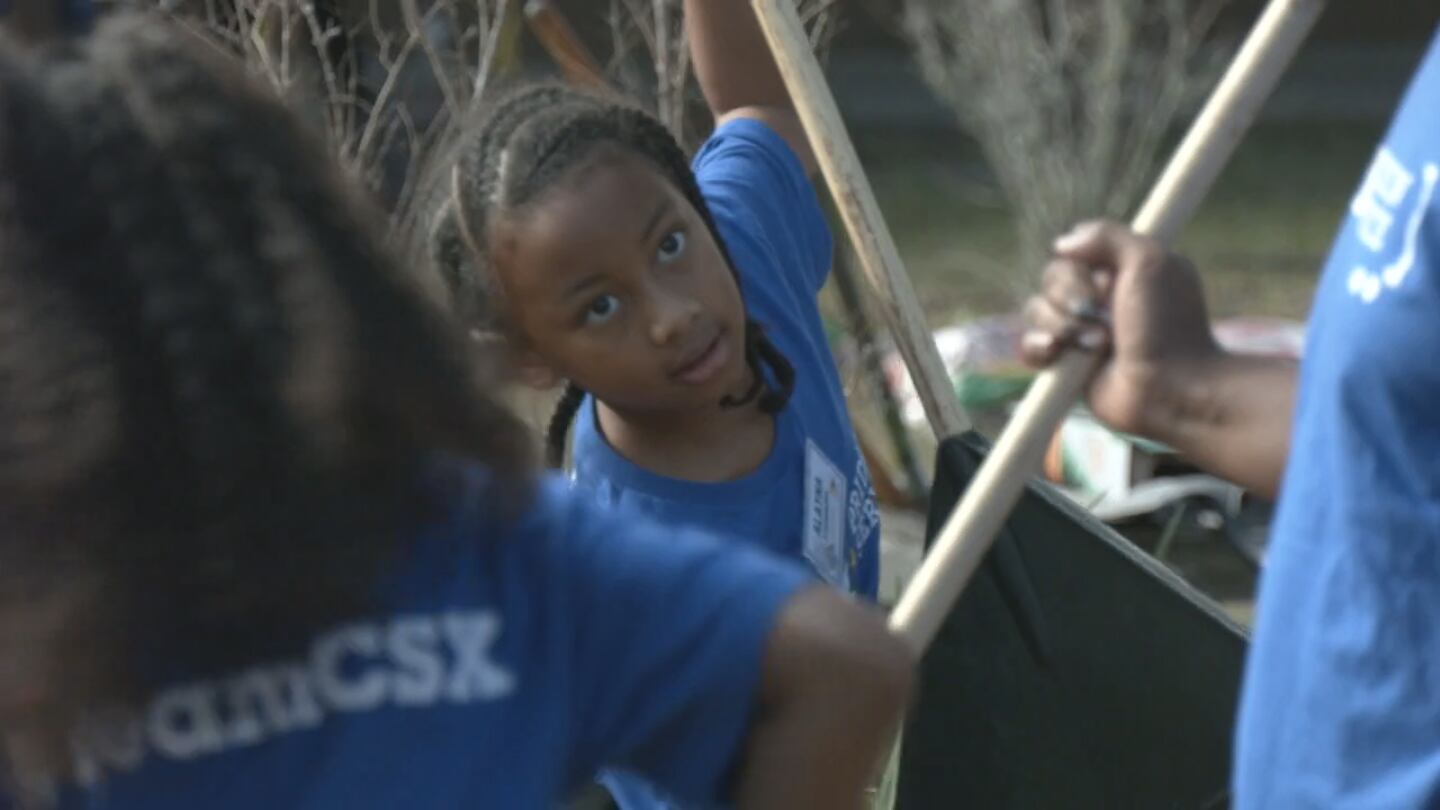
[[402, 0, 461, 121], [603, 0, 842, 148], [136, 0, 513, 233], [899, 0, 1235, 274]]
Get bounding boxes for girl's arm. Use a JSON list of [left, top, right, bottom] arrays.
[[735, 586, 913, 808], [554, 478, 911, 807], [684, 0, 817, 176]]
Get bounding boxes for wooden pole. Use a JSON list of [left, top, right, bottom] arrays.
[[831, 238, 930, 507], [884, 0, 1328, 652], [752, 0, 971, 440], [753, 0, 1326, 651]]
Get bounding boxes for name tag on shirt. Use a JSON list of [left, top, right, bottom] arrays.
[[804, 440, 849, 589]]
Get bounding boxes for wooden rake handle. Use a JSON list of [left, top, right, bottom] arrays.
[[753, 0, 1327, 652], [888, 0, 1328, 653], [753, 0, 971, 440]]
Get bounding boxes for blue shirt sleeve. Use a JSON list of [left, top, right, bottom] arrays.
[[692, 117, 833, 296], [532, 477, 812, 805]]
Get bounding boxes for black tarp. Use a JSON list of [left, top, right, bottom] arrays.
[[897, 432, 1250, 809]]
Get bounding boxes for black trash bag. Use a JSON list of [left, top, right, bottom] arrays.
[[897, 432, 1249, 810]]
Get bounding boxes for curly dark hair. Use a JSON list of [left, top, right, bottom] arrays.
[[0, 14, 533, 791], [425, 81, 797, 468]]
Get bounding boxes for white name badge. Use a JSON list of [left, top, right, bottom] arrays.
[[803, 439, 849, 589]]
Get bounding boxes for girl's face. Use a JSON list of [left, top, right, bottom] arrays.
[[490, 152, 751, 418]]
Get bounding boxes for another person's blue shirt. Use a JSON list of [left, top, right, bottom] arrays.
[[1234, 27, 1440, 809], [12, 468, 810, 809], [575, 118, 882, 810]]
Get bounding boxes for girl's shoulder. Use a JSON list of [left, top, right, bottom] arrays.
[[693, 116, 809, 188], [692, 117, 833, 297]]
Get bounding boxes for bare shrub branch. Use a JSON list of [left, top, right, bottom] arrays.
[[603, 0, 842, 147], [897, 0, 1235, 278], [128, 0, 513, 233]]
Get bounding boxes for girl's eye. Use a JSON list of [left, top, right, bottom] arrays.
[[657, 230, 687, 264], [584, 294, 621, 325]]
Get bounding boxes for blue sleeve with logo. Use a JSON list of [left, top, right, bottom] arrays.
[[1232, 28, 1440, 809]]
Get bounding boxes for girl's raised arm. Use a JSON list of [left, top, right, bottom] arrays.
[[684, 0, 817, 176]]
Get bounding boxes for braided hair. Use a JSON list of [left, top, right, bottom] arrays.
[[0, 14, 532, 786], [427, 82, 796, 469]]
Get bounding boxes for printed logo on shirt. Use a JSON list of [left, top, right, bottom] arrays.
[[804, 439, 848, 589], [1346, 146, 1438, 304], [845, 457, 881, 585], [66, 610, 514, 786], [848, 457, 881, 549]]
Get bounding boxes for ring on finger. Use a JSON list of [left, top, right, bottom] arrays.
[[1066, 298, 1112, 326]]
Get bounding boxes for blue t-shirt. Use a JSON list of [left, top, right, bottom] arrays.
[[575, 118, 881, 810], [1233, 28, 1440, 809], [572, 117, 881, 600], [7, 468, 809, 809]]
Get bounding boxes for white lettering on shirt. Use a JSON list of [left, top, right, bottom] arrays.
[[1346, 148, 1438, 303], [67, 609, 515, 784]]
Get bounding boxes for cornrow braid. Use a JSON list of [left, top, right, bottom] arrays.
[[430, 81, 797, 469], [429, 84, 580, 335], [545, 382, 586, 469]]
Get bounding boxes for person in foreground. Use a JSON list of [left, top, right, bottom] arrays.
[[0, 16, 912, 810], [1022, 24, 1440, 809]]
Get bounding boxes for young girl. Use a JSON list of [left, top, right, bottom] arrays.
[[431, 0, 880, 602], [0, 16, 912, 810], [428, 3, 886, 807]]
